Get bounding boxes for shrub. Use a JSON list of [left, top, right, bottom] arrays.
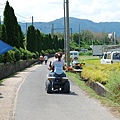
[[0, 55, 4, 63], [79, 52, 85, 56], [41, 50, 45, 56], [14, 48, 21, 61], [31, 52, 37, 59], [84, 51, 92, 56], [105, 71, 120, 103], [81, 67, 108, 84]]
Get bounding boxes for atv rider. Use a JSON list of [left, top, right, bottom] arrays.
[[48, 53, 58, 76], [49, 52, 66, 77]]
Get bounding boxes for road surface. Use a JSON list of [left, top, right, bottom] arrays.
[[14, 62, 120, 120]]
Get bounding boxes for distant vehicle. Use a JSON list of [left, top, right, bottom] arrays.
[[70, 51, 79, 59], [92, 45, 104, 56], [80, 49, 88, 53], [91, 45, 120, 56], [101, 51, 120, 64]]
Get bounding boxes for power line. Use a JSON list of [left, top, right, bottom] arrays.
[[0, 2, 30, 21], [15, 13, 30, 19], [0, 2, 32, 23]]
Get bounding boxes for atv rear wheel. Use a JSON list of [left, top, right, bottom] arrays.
[[46, 80, 52, 93], [63, 81, 70, 93]]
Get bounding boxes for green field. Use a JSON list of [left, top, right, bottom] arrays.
[[67, 55, 120, 115]]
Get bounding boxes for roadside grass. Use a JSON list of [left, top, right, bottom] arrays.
[[66, 71, 120, 117], [0, 79, 5, 84], [66, 72, 100, 98], [105, 71, 120, 105], [67, 55, 120, 117]]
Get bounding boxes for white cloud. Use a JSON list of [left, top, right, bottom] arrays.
[[0, 0, 120, 22]]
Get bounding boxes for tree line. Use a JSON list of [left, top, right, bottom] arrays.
[[0, 1, 64, 58], [0, 1, 118, 63]]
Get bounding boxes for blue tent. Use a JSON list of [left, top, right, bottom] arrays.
[[0, 40, 14, 55]]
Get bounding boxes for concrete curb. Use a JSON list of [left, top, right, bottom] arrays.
[[0, 64, 41, 120], [67, 70, 109, 97], [87, 81, 109, 97]]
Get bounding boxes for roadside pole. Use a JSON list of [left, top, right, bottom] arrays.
[[79, 23, 80, 52], [65, 0, 70, 67], [64, 0, 66, 58]]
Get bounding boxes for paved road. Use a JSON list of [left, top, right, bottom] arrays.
[[14, 62, 120, 120]]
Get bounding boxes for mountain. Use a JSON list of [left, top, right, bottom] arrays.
[[19, 17, 120, 37]]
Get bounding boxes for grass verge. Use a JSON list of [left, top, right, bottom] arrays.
[[0, 79, 5, 84], [66, 71, 120, 117]]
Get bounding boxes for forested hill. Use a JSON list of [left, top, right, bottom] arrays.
[[19, 17, 120, 37]]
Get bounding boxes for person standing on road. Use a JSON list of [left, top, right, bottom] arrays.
[[39, 55, 43, 64], [44, 54, 48, 65]]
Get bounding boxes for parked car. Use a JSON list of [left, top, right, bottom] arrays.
[[101, 51, 120, 64], [70, 51, 79, 59]]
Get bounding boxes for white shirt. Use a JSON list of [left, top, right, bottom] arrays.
[[44, 55, 48, 60], [52, 59, 64, 74]]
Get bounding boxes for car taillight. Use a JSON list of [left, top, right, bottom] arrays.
[[111, 61, 113, 64]]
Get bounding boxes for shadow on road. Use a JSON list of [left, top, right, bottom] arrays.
[[0, 84, 4, 86], [0, 93, 4, 99], [49, 91, 78, 96]]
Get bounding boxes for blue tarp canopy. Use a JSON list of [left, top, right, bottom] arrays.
[[0, 40, 14, 55]]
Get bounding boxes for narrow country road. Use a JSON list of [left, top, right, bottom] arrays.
[[14, 61, 120, 120]]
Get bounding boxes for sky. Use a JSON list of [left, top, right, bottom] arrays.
[[0, 0, 120, 23]]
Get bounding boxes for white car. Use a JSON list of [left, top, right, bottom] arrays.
[[101, 51, 120, 64], [70, 51, 79, 59]]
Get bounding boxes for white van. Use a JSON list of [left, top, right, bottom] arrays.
[[101, 51, 120, 64], [70, 51, 79, 59]]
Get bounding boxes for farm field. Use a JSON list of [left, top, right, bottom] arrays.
[[67, 55, 120, 116], [79, 55, 120, 105]]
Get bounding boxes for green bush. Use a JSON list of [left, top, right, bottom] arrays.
[[19, 48, 35, 60], [84, 51, 92, 56], [79, 51, 92, 56], [8, 50, 16, 62], [0, 55, 4, 63], [105, 71, 120, 103], [31, 52, 37, 59], [41, 50, 45, 56], [58, 48, 63, 52], [14, 48, 21, 61], [35, 52, 39, 58], [79, 52, 85, 56]]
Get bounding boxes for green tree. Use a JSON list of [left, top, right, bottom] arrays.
[[4, 1, 13, 46], [18, 24, 24, 48], [27, 25, 36, 52], [3, 1, 24, 48], [0, 24, 7, 43]]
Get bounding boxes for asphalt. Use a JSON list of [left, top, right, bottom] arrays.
[[0, 64, 41, 120], [0, 58, 120, 120]]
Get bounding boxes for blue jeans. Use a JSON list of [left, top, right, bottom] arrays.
[[53, 72, 66, 77], [49, 72, 66, 77], [48, 72, 54, 77]]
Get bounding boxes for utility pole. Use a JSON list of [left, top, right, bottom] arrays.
[[65, 0, 70, 67], [63, 0, 66, 56], [113, 32, 116, 45], [70, 28, 72, 41], [32, 16, 33, 25], [0, 16, 1, 25], [79, 24, 80, 52], [51, 23, 54, 37]]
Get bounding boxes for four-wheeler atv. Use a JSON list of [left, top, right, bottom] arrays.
[[45, 75, 70, 94]]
